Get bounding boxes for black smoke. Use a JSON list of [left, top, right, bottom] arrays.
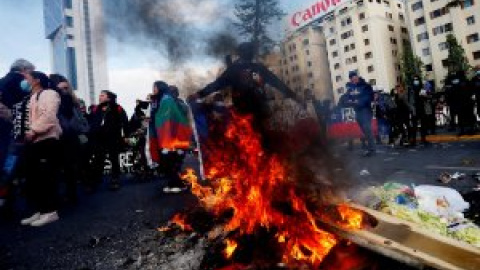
[[103, 0, 238, 64]]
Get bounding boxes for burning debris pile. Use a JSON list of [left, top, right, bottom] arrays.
[[157, 113, 369, 270]]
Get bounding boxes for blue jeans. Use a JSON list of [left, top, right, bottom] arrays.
[[0, 121, 13, 177], [356, 109, 375, 152]]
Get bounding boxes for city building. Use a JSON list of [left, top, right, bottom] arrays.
[[279, 25, 334, 102], [284, 0, 409, 103], [43, 0, 108, 105], [405, 0, 480, 89]]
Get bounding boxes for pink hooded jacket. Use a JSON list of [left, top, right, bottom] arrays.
[[29, 89, 62, 143]]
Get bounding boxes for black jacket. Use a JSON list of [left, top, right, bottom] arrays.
[[0, 71, 29, 108], [89, 101, 128, 143]]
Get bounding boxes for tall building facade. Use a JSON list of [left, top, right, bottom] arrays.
[[405, 0, 480, 89], [279, 25, 334, 102], [322, 0, 409, 102], [43, 0, 108, 106]]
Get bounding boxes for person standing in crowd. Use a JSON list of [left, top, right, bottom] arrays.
[[88, 90, 128, 191], [127, 100, 149, 179], [472, 68, 480, 121], [408, 75, 429, 146], [0, 59, 35, 178], [149, 81, 192, 193], [344, 71, 375, 156], [20, 71, 62, 227], [391, 85, 410, 146], [453, 71, 476, 135], [445, 73, 460, 132], [49, 74, 89, 203]]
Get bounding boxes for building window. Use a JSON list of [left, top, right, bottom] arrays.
[[65, 16, 74, 27], [442, 59, 449, 67], [336, 75, 342, 82], [330, 27, 335, 34], [414, 16, 425, 26], [430, 7, 449, 19], [66, 34, 74, 40], [384, 0, 390, 6], [365, 52, 373, 59], [401, 27, 408, 34], [303, 39, 309, 45], [359, 12, 365, 20], [357, 0, 365, 7], [390, 38, 397, 45], [345, 45, 350, 52], [411, 1, 423, 11], [66, 47, 78, 89], [464, 0, 474, 8], [399, 14, 405, 21], [364, 39, 370, 45], [352, 56, 358, 63], [439, 42, 448, 50], [339, 7, 348, 15], [64, 0, 73, 9], [308, 72, 314, 78], [341, 30, 354, 39], [425, 64, 433, 71], [307, 61, 313, 67], [332, 51, 339, 58], [334, 63, 340, 69], [386, 12, 393, 19], [388, 25, 394, 31], [417, 32, 429, 42], [433, 23, 453, 36], [361, 25, 368, 32], [341, 17, 353, 27], [397, 3, 402, 8], [467, 16, 475, 25], [422, 48, 431, 56], [329, 39, 336, 46], [467, 33, 479, 44], [369, 79, 377, 85], [392, 50, 398, 56], [306, 50, 310, 55], [368, 65, 374, 73], [473, 50, 480, 60], [350, 44, 356, 50], [337, 87, 345, 94]]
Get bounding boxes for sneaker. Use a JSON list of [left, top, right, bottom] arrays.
[[21, 212, 41, 225], [30, 211, 59, 227]]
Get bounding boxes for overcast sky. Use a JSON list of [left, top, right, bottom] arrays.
[[0, 0, 310, 114]]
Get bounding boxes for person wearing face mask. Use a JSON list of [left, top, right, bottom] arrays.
[[0, 59, 35, 179], [20, 71, 62, 227], [408, 75, 430, 146], [471, 68, 480, 123], [444, 73, 461, 132]]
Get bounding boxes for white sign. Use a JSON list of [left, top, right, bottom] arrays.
[[286, 0, 344, 32]]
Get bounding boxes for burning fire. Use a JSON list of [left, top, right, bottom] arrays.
[[172, 213, 193, 232], [179, 113, 363, 268]]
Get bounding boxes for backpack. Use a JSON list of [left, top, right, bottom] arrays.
[[36, 90, 89, 136], [58, 106, 89, 135]]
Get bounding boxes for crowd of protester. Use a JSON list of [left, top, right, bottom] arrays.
[[0, 59, 196, 226], [328, 68, 480, 156]]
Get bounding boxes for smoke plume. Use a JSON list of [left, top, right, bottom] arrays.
[[103, 0, 238, 64]]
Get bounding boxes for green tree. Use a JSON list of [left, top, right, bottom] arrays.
[[445, 33, 471, 74], [400, 43, 424, 86], [234, 0, 285, 56]]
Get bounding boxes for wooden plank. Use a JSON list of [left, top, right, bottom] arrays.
[[332, 204, 480, 270]]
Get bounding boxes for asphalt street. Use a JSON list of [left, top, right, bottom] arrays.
[[0, 141, 479, 269]]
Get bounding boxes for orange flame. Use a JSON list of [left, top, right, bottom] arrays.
[[336, 204, 364, 230], [224, 239, 238, 259], [172, 214, 193, 231], [179, 113, 362, 268]]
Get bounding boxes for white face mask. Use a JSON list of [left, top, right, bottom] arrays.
[[413, 80, 420, 85]]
